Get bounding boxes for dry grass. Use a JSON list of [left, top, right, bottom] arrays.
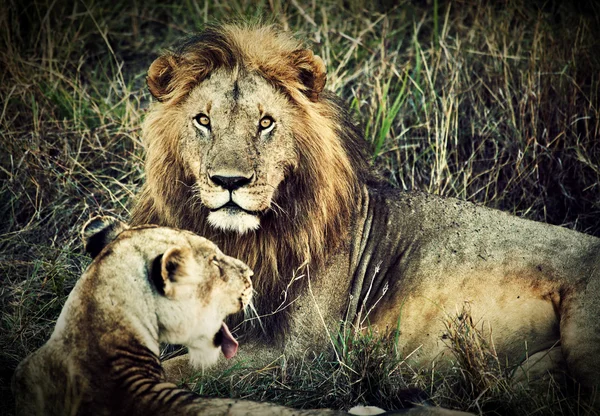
[[1, 0, 599, 414]]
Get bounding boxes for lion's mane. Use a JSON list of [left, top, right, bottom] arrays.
[[132, 24, 375, 336]]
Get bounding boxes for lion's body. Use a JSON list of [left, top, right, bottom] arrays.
[[348, 188, 599, 386], [12, 218, 346, 416], [131, 24, 600, 393]]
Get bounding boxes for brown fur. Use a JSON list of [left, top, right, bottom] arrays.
[[12, 217, 351, 416], [133, 24, 372, 336], [132, 25, 600, 401]]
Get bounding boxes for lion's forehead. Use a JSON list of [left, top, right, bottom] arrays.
[[121, 228, 251, 273], [186, 69, 290, 124], [115, 227, 218, 258]]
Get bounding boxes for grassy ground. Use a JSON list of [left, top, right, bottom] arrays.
[[1, 0, 599, 414]]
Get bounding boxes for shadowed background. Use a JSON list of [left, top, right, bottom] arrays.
[[1, 0, 599, 414]]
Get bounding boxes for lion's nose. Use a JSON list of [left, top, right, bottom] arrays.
[[210, 174, 253, 191]]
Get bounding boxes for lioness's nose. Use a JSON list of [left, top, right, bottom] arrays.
[[210, 174, 253, 191]]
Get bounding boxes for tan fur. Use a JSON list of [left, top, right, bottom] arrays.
[[131, 24, 600, 401], [12, 217, 346, 415], [133, 23, 370, 336]]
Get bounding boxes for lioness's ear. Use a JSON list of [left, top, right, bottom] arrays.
[[290, 49, 327, 102], [147, 54, 178, 101], [154, 246, 195, 299], [82, 216, 129, 258]]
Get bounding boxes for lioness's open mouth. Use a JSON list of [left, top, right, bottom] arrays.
[[213, 322, 238, 359]]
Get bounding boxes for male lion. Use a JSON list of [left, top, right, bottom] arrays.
[[131, 24, 600, 396]]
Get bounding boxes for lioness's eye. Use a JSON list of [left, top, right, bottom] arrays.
[[259, 116, 274, 130], [193, 114, 211, 129]]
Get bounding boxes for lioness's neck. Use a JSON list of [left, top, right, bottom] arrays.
[[53, 258, 161, 359]]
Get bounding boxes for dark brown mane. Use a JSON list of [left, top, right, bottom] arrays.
[[132, 24, 374, 340]]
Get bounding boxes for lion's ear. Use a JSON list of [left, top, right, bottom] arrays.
[[82, 216, 129, 258], [290, 49, 327, 102], [147, 55, 178, 101], [152, 246, 196, 299]]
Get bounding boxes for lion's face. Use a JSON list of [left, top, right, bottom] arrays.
[[82, 216, 254, 367], [149, 229, 254, 367], [177, 68, 298, 233]]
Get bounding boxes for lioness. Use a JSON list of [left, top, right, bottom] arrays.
[[11, 216, 349, 415], [131, 24, 600, 396]]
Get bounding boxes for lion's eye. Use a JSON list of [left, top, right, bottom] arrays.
[[193, 114, 211, 129], [259, 116, 274, 130]]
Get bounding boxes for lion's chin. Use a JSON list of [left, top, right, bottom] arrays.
[[207, 209, 260, 234], [187, 345, 220, 369]]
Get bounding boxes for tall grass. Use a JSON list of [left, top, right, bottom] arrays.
[[1, 0, 599, 414]]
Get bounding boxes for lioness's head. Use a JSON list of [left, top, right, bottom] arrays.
[[82, 216, 253, 367], [140, 24, 368, 237]]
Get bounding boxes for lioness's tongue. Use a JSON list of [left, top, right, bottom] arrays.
[[220, 322, 238, 359]]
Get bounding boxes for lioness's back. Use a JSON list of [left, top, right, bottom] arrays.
[[13, 346, 79, 416]]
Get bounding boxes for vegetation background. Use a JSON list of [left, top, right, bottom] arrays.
[[1, 0, 599, 414]]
